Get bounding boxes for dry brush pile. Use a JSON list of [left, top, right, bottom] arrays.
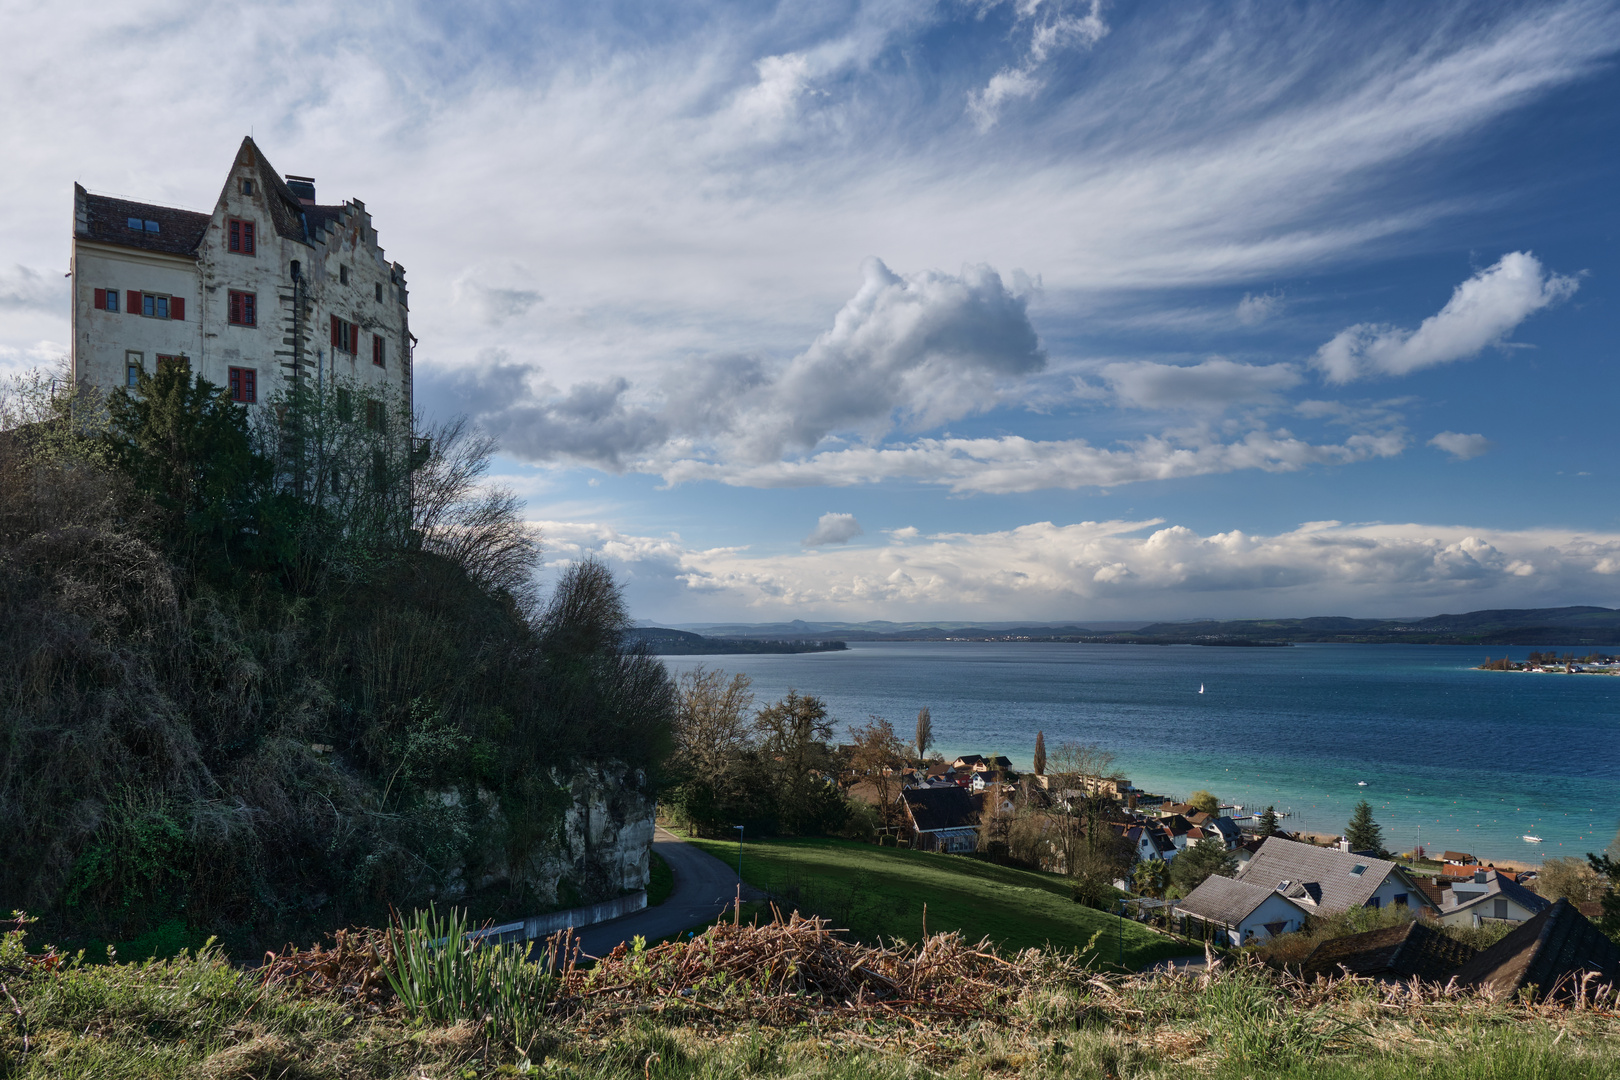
[[245, 905, 1620, 1071]]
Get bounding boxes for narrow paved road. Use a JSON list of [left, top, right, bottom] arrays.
[[567, 827, 765, 959]]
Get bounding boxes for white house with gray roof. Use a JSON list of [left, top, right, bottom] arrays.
[[1434, 869, 1550, 929], [1232, 837, 1438, 916], [1174, 876, 1312, 946]]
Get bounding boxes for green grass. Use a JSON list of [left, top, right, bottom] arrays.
[[686, 835, 1191, 969], [647, 852, 674, 907]]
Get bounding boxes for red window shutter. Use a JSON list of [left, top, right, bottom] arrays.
[[94, 288, 106, 310], [170, 297, 185, 321], [229, 292, 240, 324], [127, 290, 141, 314]]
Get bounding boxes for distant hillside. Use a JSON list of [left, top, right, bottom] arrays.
[[628, 628, 848, 655], [669, 607, 1620, 647]]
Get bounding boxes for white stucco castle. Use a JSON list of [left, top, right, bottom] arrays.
[[71, 137, 411, 411]]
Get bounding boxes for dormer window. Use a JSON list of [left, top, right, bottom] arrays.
[[127, 218, 160, 232], [228, 218, 256, 255]]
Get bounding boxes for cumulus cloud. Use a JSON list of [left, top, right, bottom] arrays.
[[539, 516, 1620, 621], [1101, 358, 1302, 409], [802, 512, 864, 547], [1314, 253, 1579, 383], [451, 258, 1049, 478], [1429, 431, 1493, 460]]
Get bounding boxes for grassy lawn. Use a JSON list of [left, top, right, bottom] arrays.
[[685, 835, 1190, 970], [647, 851, 674, 906]]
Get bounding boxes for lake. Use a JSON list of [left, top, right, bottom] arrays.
[[663, 641, 1620, 865]]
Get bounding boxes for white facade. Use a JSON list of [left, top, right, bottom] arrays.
[[72, 138, 411, 412]]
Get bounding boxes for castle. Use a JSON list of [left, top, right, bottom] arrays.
[[71, 137, 411, 412]]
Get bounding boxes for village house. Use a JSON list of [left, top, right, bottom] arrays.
[[1432, 868, 1550, 929], [898, 786, 980, 854], [1173, 876, 1311, 946], [1231, 837, 1438, 916], [1451, 899, 1620, 1001], [72, 137, 411, 417]]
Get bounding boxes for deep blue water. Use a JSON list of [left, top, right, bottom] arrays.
[[663, 642, 1620, 865]]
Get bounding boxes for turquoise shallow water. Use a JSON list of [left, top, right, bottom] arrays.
[[663, 642, 1620, 865]]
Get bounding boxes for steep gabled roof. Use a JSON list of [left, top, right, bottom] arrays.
[[228, 136, 314, 245], [75, 184, 210, 257], [1452, 898, 1620, 1001], [902, 786, 976, 832], [1178, 876, 1307, 928], [1303, 920, 1477, 982], [1236, 837, 1430, 914]]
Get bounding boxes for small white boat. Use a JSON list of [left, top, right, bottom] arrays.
[[1198, 683, 1204, 694], [1523, 834, 1543, 843], [1357, 781, 1368, 786]]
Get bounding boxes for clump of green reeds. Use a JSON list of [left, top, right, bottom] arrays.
[[379, 903, 553, 1047]]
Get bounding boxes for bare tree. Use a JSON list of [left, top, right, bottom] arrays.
[[848, 715, 907, 826], [411, 415, 541, 606], [914, 706, 933, 761], [669, 666, 756, 835]]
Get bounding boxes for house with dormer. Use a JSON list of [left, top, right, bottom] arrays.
[[1231, 837, 1438, 916]]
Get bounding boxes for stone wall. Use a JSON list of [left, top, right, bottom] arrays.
[[439, 759, 654, 909]]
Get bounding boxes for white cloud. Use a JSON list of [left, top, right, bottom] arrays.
[[1235, 291, 1284, 326], [1314, 253, 1579, 383], [969, 0, 1109, 130], [1429, 431, 1493, 460], [656, 427, 1405, 494], [538, 516, 1620, 622], [802, 512, 864, 547], [1100, 358, 1302, 409]]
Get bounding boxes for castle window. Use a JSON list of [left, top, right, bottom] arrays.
[[156, 355, 187, 373], [228, 366, 257, 403], [241, 179, 254, 196], [330, 316, 357, 355], [125, 351, 143, 388], [145, 221, 159, 232], [95, 288, 120, 313], [365, 399, 385, 434], [228, 290, 257, 327], [143, 294, 169, 319], [339, 265, 349, 285], [228, 218, 256, 255], [372, 334, 385, 368], [127, 217, 142, 230], [374, 282, 383, 302]]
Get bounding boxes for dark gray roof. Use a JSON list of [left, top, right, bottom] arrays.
[[1236, 837, 1424, 914], [1443, 870, 1550, 918], [1177, 875, 1307, 928], [902, 786, 976, 832], [1303, 920, 1477, 982], [75, 184, 210, 257], [1205, 817, 1242, 840], [1452, 898, 1620, 1001]]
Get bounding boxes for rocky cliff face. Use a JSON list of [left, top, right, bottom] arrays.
[[439, 760, 654, 908]]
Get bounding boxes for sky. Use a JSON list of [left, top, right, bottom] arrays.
[[4, 0, 1620, 624]]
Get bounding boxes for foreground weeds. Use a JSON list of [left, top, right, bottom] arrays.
[[2, 909, 1617, 1079]]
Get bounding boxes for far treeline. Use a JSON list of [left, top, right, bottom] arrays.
[[698, 609, 1620, 646], [0, 364, 672, 958]]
